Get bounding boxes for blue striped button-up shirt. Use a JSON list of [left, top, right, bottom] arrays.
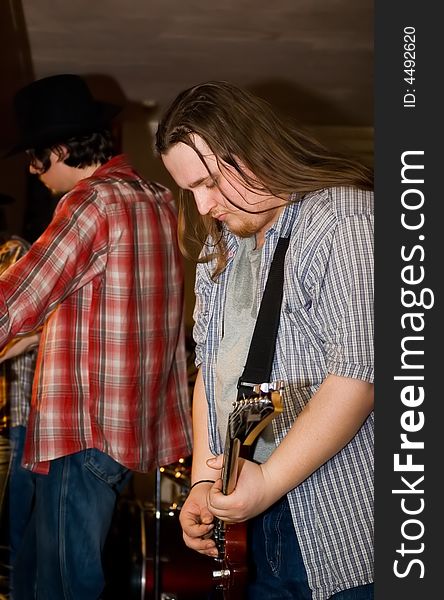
[[193, 186, 374, 600]]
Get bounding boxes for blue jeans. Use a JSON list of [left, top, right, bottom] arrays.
[[9, 426, 36, 568], [13, 448, 132, 600], [248, 496, 374, 600]]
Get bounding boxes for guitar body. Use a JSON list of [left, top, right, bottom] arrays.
[[212, 521, 248, 599], [210, 383, 284, 598], [225, 522, 247, 572], [223, 522, 248, 597]]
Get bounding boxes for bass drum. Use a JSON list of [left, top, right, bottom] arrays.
[[104, 498, 214, 600]]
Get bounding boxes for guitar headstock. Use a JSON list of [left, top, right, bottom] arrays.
[[228, 381, 284, 447]]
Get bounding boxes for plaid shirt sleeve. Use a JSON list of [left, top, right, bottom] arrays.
[[0, 189, 109, 342]]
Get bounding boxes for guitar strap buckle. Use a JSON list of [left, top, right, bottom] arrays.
[[237, 379, 284, 400], [236, 378, 257, 399]]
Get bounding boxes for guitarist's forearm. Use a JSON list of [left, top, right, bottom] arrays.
[[191, 368, 221, 484], [262, 374, 373, 504], [179, 371, 219, 555], [206, 375, 373, 522]]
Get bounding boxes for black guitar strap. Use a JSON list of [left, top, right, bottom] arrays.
[[237, 236, 290, 399]]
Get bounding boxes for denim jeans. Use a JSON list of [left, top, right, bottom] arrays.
[[248, 496, 374, 600], [8, 426, 36, 568], [13, 448, 131, 600]]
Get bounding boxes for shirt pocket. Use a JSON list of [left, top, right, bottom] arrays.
[[282, 294, 315, 342], [278, 296, 327, 383]]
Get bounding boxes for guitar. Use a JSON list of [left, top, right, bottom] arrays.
[[211, 380, 284, 599]]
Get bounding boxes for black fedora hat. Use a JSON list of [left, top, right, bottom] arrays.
[[5, 74, 121, 156]]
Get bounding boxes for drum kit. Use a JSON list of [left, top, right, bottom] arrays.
[[103, 457, 214, 600]]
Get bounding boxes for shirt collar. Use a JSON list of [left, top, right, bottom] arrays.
[[92, 154, 129, 177]]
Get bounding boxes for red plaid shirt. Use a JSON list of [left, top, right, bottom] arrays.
[[0, 155, 192, 473]]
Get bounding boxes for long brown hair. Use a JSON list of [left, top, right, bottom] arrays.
[[156, 81, 373, 278]]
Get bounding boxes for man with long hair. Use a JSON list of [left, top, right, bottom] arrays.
[[156, 81, 374, 599], [0, 74, 192, 599]]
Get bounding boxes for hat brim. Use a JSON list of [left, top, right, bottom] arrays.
[[3, 101, 121, 158]]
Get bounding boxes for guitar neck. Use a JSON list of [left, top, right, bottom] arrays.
[[221, 435, 241, 495], [212, 384, 284, 594]]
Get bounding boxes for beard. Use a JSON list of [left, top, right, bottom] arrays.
[[223, 212, 265, 240], [226, 221, 257, 240]]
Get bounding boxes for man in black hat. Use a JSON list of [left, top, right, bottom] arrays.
[[0, 74, 192, 600]]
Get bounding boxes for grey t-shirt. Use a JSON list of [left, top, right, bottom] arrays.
[[214, 236, 274, 462]]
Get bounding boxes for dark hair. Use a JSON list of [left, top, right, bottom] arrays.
[[27, 129, 115, 174], [156, 81, 373, 278]]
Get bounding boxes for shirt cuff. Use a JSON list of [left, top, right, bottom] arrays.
[[327, 362, 374, 383]]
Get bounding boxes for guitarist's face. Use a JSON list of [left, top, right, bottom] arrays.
[[162, 135, 285, 245]]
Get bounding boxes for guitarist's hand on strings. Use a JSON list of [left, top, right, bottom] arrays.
[[179, 481, 219, 557], [206, 455, 278, 523]]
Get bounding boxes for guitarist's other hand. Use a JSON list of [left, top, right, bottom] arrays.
[[206, 456, 276, 522], [179, 482, 218, 557]]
